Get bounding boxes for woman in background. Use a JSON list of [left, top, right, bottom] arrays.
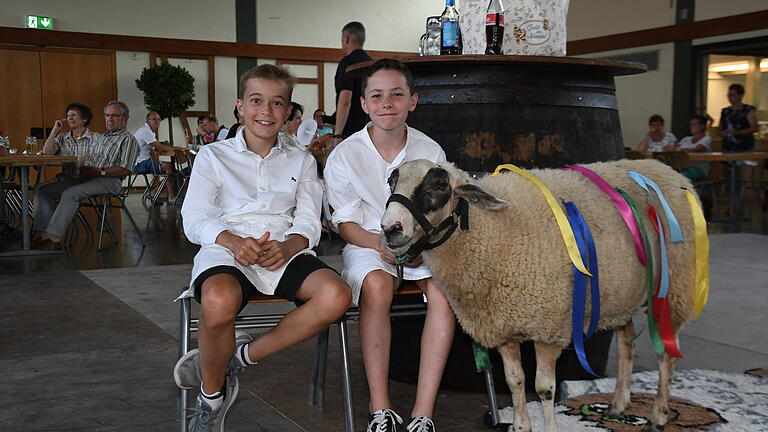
[[635, 114, 676, 153], [41, 102, 100, 179], [718, 83, 757, 152]]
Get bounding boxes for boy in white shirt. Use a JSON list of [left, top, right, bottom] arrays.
[[174, 64, 352, 431], [324, 59, 455, 432]]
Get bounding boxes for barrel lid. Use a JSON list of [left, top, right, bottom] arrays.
[[347, 55, 646, 77]]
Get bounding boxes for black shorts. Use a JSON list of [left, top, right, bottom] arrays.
[[192, 253, 335, 312]]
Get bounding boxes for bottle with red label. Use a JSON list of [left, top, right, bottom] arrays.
[[485, 0, 505, 55]]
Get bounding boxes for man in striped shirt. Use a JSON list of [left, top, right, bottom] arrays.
[[33, 101, 140, 250]]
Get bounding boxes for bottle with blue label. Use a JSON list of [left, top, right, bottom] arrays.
[[440, 0, 462, 55]]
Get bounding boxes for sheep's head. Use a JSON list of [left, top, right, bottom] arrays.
[[381, 159, 508, 256]]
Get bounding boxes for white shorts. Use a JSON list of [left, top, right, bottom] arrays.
[[341, 244, 432, 305]]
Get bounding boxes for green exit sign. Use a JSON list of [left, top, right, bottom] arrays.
[[26, 15, 54, 30]]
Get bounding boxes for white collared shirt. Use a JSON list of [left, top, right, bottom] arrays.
[[134, 122, 157, 164], [324, 123, 446, 234], [181, 129, 323, 249]]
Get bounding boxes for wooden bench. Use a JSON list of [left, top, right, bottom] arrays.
[[177, 282, 432, 432]]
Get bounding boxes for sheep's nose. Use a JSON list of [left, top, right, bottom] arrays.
[[382, 222, 403, 241]]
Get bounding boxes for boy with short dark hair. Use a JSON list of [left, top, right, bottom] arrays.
[[175, 64, 352, 431], [324, 58, 455, 432]]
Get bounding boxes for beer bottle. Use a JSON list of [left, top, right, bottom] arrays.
[[485, 0, 505, 55], [440, 0, 462, 55]]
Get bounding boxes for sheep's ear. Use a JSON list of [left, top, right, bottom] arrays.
[[455, 184, 508, 210]]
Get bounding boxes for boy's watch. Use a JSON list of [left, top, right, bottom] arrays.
[[100, 169, 107, 177], [332, 134, 343, 139]]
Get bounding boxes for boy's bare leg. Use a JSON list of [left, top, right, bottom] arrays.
[[359, 270, 396, 412], [412, 278, 455, 418], [198, 273, 243, 394], [246, 268, 351, 362]]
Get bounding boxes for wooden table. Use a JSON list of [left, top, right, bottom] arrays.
[[0, 155, 76, 256]]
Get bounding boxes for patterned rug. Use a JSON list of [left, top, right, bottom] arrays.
[[497, 369, 767, 431]]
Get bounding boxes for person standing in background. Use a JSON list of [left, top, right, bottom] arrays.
[[718, 83, 757, 152], [333, 21, 372, 144]]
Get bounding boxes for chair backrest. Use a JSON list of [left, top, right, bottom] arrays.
[[652, 151, 690, 171], [624, 150, 646, 160]]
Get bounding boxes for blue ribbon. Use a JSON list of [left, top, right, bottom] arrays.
[[652, 209, 671, 299], [565, 202, 600, 376], [627, 171, 684, 243]]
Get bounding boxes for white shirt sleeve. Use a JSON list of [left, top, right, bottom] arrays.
[[700, 135, 712, 151], [324, 152, 364, 228], [135, 126, 157, 149], [283, 153, 323, 248], [180, 148, 231, 246]]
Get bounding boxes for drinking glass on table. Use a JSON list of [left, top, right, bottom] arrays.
[[25, 136, 38, 154], [0, 136, 9, 155]]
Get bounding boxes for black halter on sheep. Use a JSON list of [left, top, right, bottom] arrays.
[[381, 159, 702, 432]]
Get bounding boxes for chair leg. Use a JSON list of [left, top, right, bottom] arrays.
[[179, 297, 191, 432], [97, 198, 108, 250], [308, 327, 330, 407], [483, 367, 501, 427], [337, 318, 355, 432]]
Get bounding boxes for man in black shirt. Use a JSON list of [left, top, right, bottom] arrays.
[[333, 21, 372, 143]]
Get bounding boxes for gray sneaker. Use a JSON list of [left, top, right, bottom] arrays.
[[187, 373, 239, 432], [175, 331, 253, 390]]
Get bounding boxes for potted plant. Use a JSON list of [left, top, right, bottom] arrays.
[[135, 61, 195, 145]]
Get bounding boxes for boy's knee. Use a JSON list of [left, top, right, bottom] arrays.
[[317, 280, 352, 316], [200, 280, 241, 323], [360, 276, 395, 310]]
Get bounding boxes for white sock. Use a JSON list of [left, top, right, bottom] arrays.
[[236, 342, 257, 366], [200, 384, 224, 410]]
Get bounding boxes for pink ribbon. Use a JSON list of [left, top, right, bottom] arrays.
[[563, 166, 648, 266]]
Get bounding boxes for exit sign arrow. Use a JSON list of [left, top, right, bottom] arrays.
[[25, 15, 54, 30]]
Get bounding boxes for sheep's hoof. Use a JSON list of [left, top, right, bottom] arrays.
[[641, 423, 664, 432]]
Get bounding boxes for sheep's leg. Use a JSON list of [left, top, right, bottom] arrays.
[[534, 342, 562, 432], [498, 341, 531, 432], [643, 352, 675, 431], [609, 319, 636, 416]]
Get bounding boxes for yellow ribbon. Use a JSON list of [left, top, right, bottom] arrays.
[[492, 164, 591, 276], [684, 189, 709, 318]]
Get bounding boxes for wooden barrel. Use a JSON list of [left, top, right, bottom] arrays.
[[350, 56, 646, 392]]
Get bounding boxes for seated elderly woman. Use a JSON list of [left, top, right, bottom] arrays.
[[282, 102, 304, 138], [635, 114, 677, 153], [41, 102, 101, 179]]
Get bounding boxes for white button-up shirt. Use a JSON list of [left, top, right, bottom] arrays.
[[179, 129, 323, 297], [324, 124, 446, 304], [324, 124, 446, 234]]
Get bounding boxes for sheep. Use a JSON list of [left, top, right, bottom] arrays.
[[381, 158, 699, 432]]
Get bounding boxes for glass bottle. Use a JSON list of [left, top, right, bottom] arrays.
[[440, 0, 462, 55], [485, 0, 505, 55]]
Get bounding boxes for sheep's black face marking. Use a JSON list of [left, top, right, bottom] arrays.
[[387, 169, 399, 193], [411, 168, 451, 214]]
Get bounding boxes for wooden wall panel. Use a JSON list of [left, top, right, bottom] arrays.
[[0, 49, 43, 151], [40, 50, 117, 135]]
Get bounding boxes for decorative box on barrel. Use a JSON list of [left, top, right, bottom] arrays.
[[348, 55, 646, 392]]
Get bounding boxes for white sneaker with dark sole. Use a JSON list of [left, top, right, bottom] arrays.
[[175, 331, 253, 390]]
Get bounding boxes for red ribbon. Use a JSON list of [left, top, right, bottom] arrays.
[[648, 206, 683, 358]]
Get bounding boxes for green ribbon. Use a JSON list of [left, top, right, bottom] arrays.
[[616, 188, 665, 356], [472, 341, 492, 373]]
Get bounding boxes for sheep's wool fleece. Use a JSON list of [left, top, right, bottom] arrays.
[[426, 160, 696, 348]]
